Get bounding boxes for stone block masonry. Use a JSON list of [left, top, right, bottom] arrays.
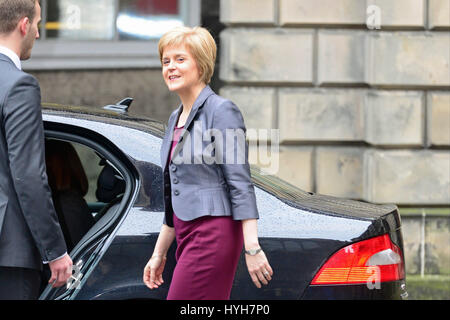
[[220, 29, 314, 84], [365, 150, 450, 205], [368, 32, 450, 88], [428, 0, 450, 29], [427, 92, 450, 146], [277, 89, 365, 142], [219, 0, 450, 206]]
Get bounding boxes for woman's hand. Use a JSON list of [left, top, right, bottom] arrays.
[[245, 250, 273, 288], [143, 255, 167, 289], [143, 224, 175, 289]]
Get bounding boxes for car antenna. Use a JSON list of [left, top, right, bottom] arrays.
[[103, 97, 133, 114]]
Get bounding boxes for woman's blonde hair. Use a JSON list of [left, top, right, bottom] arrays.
[[158, 26, 217, 84]]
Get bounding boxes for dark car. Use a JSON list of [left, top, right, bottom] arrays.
[[38, 100, 408, 300]]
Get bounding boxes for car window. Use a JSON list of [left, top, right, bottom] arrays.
[[71, 142, 103, 203], [45, 138, 125, 250]]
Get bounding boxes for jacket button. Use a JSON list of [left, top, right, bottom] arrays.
[[174, 190, 180, 196], [173, 178, 179, 184], [171, 165, 177, 172]]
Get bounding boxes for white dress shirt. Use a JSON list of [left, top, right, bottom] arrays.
[[0, 45, 22, 70]]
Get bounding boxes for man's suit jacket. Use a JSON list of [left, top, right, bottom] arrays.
[[161, 85, 259, 227], [0, 53, 67, 271]]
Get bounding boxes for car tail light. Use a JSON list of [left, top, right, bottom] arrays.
[[311, 234, 405, 285]]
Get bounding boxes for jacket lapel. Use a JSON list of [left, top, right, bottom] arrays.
[[161, 105, 182, 170], [170, 85, 214, 161]]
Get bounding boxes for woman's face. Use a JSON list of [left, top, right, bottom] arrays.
[[162, 44, 203, 94]]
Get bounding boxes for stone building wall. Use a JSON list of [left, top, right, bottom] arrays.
[[218, 0, 450, 206]]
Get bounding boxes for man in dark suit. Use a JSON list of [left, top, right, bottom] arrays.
[[0, 0, 72, 299]]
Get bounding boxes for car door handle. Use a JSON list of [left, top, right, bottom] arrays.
[[66, 260, 84, 290]]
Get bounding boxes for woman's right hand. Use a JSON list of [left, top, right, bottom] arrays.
[[143, 255, 167, 289]]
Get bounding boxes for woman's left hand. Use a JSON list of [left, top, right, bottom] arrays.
[[245, 250, 273, 288]]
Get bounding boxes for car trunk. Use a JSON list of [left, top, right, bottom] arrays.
[[230, 168, 405, 299]]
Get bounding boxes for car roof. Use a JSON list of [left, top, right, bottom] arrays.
[[42, 102, 166, 138]]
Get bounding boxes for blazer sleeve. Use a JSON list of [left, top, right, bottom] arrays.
[[212, 99, 259, 220], [3, 74, 67, 262]]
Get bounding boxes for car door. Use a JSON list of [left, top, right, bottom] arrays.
[[39, 124, 138, 300]]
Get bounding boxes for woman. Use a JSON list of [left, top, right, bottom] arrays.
[[143, 26, 273, 300]]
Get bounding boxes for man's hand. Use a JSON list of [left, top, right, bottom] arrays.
[[48, 254, 73, 288]]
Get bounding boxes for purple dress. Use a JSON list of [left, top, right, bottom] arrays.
[[166, 126, 244, 300]]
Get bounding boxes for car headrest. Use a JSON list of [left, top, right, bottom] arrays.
[[95, 161, 125, 203]]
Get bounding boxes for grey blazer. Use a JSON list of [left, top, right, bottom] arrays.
[[0, 54, 67, 270], [161, 85, 259, 227]]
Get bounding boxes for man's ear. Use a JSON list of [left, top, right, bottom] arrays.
[[18, 17, 30, 36]]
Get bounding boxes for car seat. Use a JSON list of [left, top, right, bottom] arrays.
[[94, 159, 125, 221], [45, 139, 95, 251]]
